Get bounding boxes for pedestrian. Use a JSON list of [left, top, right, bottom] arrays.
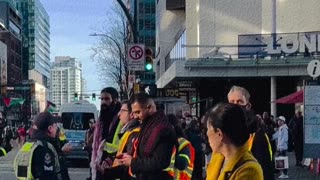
[[14, 112, 62, 180], [98, 100, 140, 180], [227, 85, 274, 180], [85, 118, 95, 180], [288, 111, 303, 167], [205, 102, 263, 180], [118, 93, 177, 180], [185, 119, 204, 180], [17, 124, 27, 147], [91, 87, 122, 180], [167, 114, 195, 180], [273, 116, 289, 179]]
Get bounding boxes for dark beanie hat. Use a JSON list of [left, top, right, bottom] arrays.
[[34, 112, 59, 131], [101, 87, 119, 99]]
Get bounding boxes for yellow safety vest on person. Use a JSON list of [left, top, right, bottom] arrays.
[[14, 141, 61, 180], [0, 146, 6, 157], [58, 127, 67, 142], [174, 138, 195, 180], [113, 127, 140, 167], [248, 133, 273, 161], [103, 122, 122, 154]]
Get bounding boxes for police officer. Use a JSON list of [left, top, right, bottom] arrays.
[[14, 112, 62, 180]]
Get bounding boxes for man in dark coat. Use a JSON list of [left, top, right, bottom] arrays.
[[289, 111, 303, 167], [118, 93, 177, 180], [228, 85, 275, 180]]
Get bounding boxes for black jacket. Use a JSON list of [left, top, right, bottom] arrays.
[[130, 111, 176, 180], [32, 131, 69, 180], [31, 133, 61, 180], [251, 129, 275, 180]]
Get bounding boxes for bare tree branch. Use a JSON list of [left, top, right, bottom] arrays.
[[90, 2, 131, 99]]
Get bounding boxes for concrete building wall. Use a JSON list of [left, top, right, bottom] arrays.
[[156, 0, 185, 78], [186, 0, 262, 59], [262, 0, 320, 34]]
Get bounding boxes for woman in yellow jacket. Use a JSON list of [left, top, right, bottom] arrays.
[[204, 103, 263, 180]]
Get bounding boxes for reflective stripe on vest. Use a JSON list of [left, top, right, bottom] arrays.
[[103, 122, 122, 154], [14, 141, 61, 180], [0, 147, 6, 156], [248, 133, 273, 161], [174, 138, 195, 180], [113, 127, 140, 167], [163, 147, 176, 177]]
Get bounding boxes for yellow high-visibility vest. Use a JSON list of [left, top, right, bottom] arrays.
[[174, 138, 195, 180], [113, 127, 140, 167], [0, 147, 6, 156], [58, 127, 67, 141], [103, 122, 122, 154], [14, 141, 61, 180]]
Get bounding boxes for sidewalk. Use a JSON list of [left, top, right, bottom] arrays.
[[276, 152, 320, 180]]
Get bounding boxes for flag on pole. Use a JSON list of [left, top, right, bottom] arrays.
[[45, 100, 57, 113]]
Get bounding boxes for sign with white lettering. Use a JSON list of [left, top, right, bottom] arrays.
[[238, 31, 320, 58]]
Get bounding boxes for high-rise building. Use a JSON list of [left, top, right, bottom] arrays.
[[51, 56, 82, 109], [15, 0, 50, 87], [128, 0, 156, 51], [0, 0, 22, 88]]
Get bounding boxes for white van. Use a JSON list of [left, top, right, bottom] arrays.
[[59, 100, 98, 161]]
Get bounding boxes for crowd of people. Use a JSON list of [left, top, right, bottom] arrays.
[[0, 85, 306, 180]]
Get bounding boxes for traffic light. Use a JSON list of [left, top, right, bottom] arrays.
[[92, 93, 96, 101], [74, 93, 78, 100], [145, 56, 153, 72]]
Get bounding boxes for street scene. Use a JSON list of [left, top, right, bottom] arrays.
[[1, 0, 320, 180]]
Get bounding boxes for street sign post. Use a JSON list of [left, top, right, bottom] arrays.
[[128, 44, 145, 71]]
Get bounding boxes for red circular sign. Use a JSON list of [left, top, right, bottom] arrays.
[[129, 46, 144, 60]]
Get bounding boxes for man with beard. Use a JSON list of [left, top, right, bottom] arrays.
[[91, 87, 121, 180], [118, 93, 177, 180]]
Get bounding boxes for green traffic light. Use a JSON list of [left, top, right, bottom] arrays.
[[146, 64, 153, 71]]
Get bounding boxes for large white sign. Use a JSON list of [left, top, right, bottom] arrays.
[[0, 41, 7, 85], [128, 44, 145, 71], [304, 85, 320, 157], [266, 33, 320, 54]]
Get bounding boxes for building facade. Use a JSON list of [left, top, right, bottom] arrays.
[[15, 0, 50, 88], [0, 1, 22, 89], [50, 56, 82, 109], [156, 0, 320, 117]]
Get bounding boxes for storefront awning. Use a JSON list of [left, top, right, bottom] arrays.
[[274, 90, 303, 104]]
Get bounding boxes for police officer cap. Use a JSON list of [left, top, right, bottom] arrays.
[[34, 112, 60, 131]]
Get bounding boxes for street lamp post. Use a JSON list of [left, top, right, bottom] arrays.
[[89, 33, 124, 99]]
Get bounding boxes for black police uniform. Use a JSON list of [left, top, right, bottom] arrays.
[[31, 141, 61, 180]]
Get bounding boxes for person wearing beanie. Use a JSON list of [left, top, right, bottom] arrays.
[[14, 112, 63, 180]]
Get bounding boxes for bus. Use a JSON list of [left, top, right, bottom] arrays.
[[59, 100, 98, 161]]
